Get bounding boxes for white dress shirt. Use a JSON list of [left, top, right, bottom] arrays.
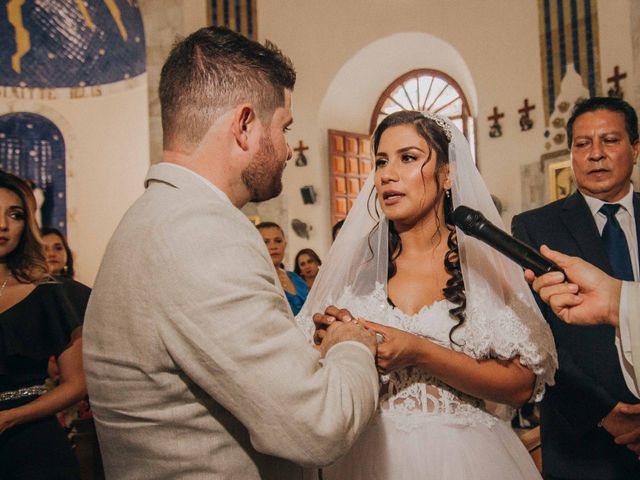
[[583, 187, 639, 398]]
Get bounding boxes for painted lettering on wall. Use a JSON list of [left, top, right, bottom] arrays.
[[0, 86, 103, 100]]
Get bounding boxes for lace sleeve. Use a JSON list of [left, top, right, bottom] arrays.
[[461, 285, 558, 402]]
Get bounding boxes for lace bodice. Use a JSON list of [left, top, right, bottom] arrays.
[[297, 283, 557, 431]]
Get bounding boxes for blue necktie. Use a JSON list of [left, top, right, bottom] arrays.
[[599, 203, 634, 281]]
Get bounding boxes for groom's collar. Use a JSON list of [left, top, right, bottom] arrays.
[[145, 162, 233, 206]]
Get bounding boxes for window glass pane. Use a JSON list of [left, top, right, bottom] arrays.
[[381, 101, 403, 115], [436, 98, 462, 117], [432, 86, 456, 110], [402, 81, 418, 109], [390, 92, 412, 110], [424, 78, 448, 108], [372, 70, 475, 163]]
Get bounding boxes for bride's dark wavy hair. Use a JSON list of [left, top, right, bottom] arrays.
[[370, 111, 466, 344]]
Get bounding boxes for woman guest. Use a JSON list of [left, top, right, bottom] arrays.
[[41, 227, 92, 428], [0, 172, 85, 479], [41, 227, 91, 319], [41, 227, 75, 278], [257, 222, 309, 315], [294, 248, 322, 289]]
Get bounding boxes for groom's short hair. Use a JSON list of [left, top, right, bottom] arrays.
[[159, 26, 296, 149]]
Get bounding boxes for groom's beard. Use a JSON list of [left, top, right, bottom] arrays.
[[241, 134, 285, 202]]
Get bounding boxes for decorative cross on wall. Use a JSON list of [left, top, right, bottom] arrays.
[[487, 107, 504, 138], [518, 99, 535, 131], [294, 140, 309, 167], [607, 65, 627, 99]]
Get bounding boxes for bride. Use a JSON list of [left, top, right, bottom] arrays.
[[298, 111, 557, 479]]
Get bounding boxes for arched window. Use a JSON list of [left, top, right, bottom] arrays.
[[370, 69, 475, 158], [0, 112, 67, 233]]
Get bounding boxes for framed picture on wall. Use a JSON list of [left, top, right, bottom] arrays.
[[547, 157, 576, 201], [247, 215, 261, 226]]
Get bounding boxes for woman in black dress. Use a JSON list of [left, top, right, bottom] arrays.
[[41, 227, 92, 318], [41, 226, 92, 428], [0, 172, 85, 479]]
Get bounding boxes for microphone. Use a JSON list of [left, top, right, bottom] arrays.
[[452, 205, 562, 277]]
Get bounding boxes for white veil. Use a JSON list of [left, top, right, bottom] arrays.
[[298, 114, 557, 401]]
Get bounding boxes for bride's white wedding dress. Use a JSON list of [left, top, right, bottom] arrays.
[[302, 284, 544, 480]]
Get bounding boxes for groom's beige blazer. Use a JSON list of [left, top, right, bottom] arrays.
[[83, 163, 379, 479]]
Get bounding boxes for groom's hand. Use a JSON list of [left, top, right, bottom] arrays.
[[312, 305, 355, 344], [318, 322, 377, 357], [313, 306, 377, 357]]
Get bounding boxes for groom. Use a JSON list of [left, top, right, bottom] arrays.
[[83, 27, 379, 479]]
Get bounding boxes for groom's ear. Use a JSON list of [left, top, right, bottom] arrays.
[[231, 104, 258, 151]]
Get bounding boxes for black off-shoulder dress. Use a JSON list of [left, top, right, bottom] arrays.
[[0, 282, 83, 479]]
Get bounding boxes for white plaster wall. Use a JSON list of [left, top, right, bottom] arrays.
[[66, 82, 149, 285], [0, 78, 150, 285], [255, 0, 634, 261], [599, 0, 633, 100], [139, 0, 209, 165], [597, 0, 638, 186], [257, 0, 544, 260], [633, 1, 640, 111]]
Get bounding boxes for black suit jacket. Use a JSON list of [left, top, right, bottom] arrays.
[[512, 191, 640, 480]]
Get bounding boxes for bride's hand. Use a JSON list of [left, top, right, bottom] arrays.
[[362, 321, 423, 374]]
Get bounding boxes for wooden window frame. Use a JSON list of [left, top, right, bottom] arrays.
[[369, 68, 473, 137]]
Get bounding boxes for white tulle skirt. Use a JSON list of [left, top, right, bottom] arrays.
[[316, 414, 541, 480]]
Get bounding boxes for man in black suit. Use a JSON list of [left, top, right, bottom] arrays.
[[512, 96, 640, 480]]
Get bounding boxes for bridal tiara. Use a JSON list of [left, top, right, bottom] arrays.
[[421, 112, 452, 142]]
